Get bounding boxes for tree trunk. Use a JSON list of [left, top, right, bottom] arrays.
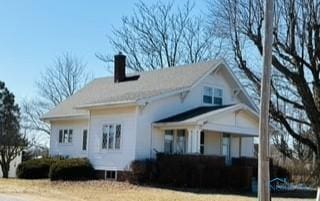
[[0, 163, 9, 178]]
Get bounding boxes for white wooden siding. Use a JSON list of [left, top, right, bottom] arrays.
[[50, 119, 88, 158], [88, 107, 137, 171]]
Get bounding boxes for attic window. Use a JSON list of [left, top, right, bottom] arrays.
[[203, 87, 213, 104], [203, 87, 223, 106], [214, 88, 223, 105]]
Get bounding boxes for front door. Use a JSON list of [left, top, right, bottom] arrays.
[[222, 134, 231, 164]]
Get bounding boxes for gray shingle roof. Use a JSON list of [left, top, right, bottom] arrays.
[[42, 60, 221, 120], [155, 105, 234, 123]]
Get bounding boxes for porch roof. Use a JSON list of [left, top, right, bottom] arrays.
[[155, 104, 234, 123], [153, 104, 259, 137]]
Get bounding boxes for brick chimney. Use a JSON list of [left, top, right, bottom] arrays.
[[114, 52, 126, 83]]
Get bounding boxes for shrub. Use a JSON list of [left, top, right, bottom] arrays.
[[271, 165, 291, 180], [49, 158, 94, 181], [16, 158, 57, 179], [128, 155, 291, 190], [130, 159, 156, 184], [156, 153, 225, 188], [232, 157, 258, 167]]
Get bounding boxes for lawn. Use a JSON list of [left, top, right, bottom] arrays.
[[0, 179, 314, 201]]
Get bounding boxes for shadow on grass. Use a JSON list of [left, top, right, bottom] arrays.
[[271, 189, 316, 199], [135, 183, 316, 199]]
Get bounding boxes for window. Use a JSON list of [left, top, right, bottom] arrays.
[[203, 86, 213, 104], [59, 130, 63, 143], [203, 87, 223, 105], [214, 88, 223, 105], [200, 131, 205, 154], [58, 129, 73, 144], [82, 129, 88, 151], [102, 124, 122, 150], [164, 130, 174, 154], [115, 125, 121, 149], [106, 170, 116, 179], [176, 130, 186, 154], [108, 125, 114, 149]]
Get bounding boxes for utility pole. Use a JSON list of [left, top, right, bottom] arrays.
[[258, 0, 273, 201]]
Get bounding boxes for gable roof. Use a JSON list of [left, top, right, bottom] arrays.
[[155, 105, 234, 123], [42, 60, 221, 120]]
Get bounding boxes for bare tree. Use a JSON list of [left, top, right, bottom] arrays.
[[97, 0, 226, 72], [22, 53, 90, 136], [210, 0, 320, 183]]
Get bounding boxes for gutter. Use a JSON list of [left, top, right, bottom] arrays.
[[40, 114, 89, 122], [75, 100, 137, 109]]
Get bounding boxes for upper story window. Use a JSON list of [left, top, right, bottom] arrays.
[[203, 87, 213, 104], [203, 86, 223, 105], [102, 124, 121, 150], [58, 129, 73, 144], [214, 88, 223, 105]]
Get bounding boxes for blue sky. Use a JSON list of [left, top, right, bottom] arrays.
[[0, 0, 204, 104]]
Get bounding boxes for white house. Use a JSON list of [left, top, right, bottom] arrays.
[[42, 53, 259, 179]]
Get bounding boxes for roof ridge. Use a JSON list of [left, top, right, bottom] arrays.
[[92, 59, 220, 80]]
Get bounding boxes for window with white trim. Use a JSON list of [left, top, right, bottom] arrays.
[[203, 86, 223, 105], [176, 129, 186, 154], [102, 124, 121, 150], [58, 129, 73, 144], [82, 129, 88, 151], [203, 86, 213, 104], [164, 130, 174, 154], [214, 88, 223, 105]]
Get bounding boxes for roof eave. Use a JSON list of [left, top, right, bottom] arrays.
[[40, 114, 89, 122], [152, 121, 198, 128], [218, 60, 259, 112], [75, 100, 138, 110]]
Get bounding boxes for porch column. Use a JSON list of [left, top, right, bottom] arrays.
[[239, 137, 242, 157], [187, 128, 201, 153]]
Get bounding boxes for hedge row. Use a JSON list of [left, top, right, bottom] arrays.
[[130, 154, 291, 190], [156, 154, 225, 188], [49, 158, 94, 181], [16, 158, 94, 181], [16, 158, 57, 179]]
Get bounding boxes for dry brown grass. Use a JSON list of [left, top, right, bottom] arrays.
[[0, 179, 313, 201]]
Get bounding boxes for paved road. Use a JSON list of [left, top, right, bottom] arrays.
[[0, 194, 30, 201], [0, 194, 57, 201]]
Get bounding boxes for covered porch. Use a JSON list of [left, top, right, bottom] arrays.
[[152, 104, 259, 161]]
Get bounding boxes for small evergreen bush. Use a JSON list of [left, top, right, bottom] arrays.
[[130, 159, 156, 184], [49, 158, 94, 181], [16, 158, 57, 179]]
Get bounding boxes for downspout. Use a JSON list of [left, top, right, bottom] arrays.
[[150, 123, 153, 159], [87, 110, 91, 158]]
